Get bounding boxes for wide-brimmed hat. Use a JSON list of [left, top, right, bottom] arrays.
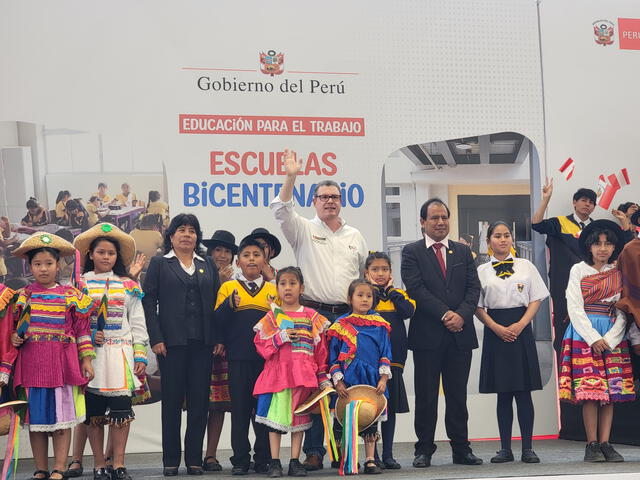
[[631, 209, 640, 228], [73, 223, 136, 267], [202, 230, 238, 255], [335, 385, 387, 432], [294, 387, 335, 416], [13, 232, 76, 259], [578, 219, 625, 263], [0, 400, 27, 436], [247, 228, 281, 259]]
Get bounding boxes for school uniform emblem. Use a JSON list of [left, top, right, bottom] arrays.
[[593, 20, 614, 46], [517, 283, 525, 293], [260, 50, 284, 76]]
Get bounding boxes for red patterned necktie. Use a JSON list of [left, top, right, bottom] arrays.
[[433, 242, 446, 279]]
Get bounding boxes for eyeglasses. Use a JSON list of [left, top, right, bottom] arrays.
[[314, 194, 341, 203]]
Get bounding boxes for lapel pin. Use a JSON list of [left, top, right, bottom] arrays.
[[198, 268, 204, 274], [448, 250, 453, 254]]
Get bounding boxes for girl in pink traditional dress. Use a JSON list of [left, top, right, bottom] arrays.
[[253, 267, 331, 478], [559, 220, 635, 463], [10, 232, 96, 480]]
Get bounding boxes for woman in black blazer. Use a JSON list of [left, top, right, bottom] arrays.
[[142, 214, 221, 476]]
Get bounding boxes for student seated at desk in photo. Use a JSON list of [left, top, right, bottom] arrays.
[[55, 190, 71, 225], [66, 199, 90, 232], [22, 197, 50, 227], [93, 182, 113, 206], [145, 191, 169, 228], [86, 196, 103, 227], [116, 183, 138, 207]]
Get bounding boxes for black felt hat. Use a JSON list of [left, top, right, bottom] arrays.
[[631, 209, 640, 228], [578, 219, 625, 263], [202, 230, 238, 255], [247, 227, 281, 259]]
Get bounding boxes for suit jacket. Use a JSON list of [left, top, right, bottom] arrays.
[[401, 238, 480, 351], [142, 254, 220, 347]]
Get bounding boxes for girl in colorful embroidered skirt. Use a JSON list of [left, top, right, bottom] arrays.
[[364, 252, 415, 470], [253, 267, 330, 478], [327, 279, 392, 475], [74, 223, 149, 480], [10, 232, 96, 480], [559, 220, 635, 463]]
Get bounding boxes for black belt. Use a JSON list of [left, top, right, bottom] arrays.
[[301, 297, 350, 314]]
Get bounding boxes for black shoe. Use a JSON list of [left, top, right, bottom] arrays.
[[64, 460, 83, 478], [267, 460, 283, 478], [599, 442, 624, 462], [162, 468, 178, 477], [287, 459, 307, 477], [202, 457, 222, 472], [584, 442, 606, 462], [254, 463, 270, 474], [490, 449, 514, 463], [105, 458, 113, 475], [521, 449, 540, 463], [111, 468, 131, 480], [453, 451, 483, 465], [186, 467, 203, 476], [93, 468, 110, 480], [231, 465, 250, 476], [31, 470, 49, 480], [330, 460, 340, 469], [363, 461, 381, 475], [382, 458, 401, 470], [412, 454, 431, 468]]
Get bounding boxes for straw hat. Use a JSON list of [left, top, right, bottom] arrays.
[[334, 385, 387, 432], [294, 387, 335, 415], [0, 400, 27, 436], [13, 232, 76, 259], [73, 223, 136, 267]]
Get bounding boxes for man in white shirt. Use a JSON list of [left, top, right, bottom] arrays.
[[270, 148, 368, 470]]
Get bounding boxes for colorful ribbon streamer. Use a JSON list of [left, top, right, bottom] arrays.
[[319, 395, 339, 462], [1, 410, 21, 480], [339, 400, 362, 476]]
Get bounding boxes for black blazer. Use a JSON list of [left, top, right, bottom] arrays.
[[400, 239, 480, 352], [142, 254, 220, 347]]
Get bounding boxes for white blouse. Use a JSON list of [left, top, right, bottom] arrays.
[[477, 256, 549, 309], [565, 261, 626, 348]]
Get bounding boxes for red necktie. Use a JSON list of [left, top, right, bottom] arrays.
[[433, 242, 446, 279]]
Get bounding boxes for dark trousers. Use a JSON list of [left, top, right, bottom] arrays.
[[303, 309, 341, 459], [158, 341, 213, 467], [551, 292, 569, 371], [228, 359, 270, 467], [413, 334, 472, 456]]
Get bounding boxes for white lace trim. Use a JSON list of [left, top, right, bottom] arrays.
[[28, 417, 85, 432], [255, 415, 312, 433], [0, 372, 9, 385], [87, 389, 133, 397], [379, 365, 392, 379], [332, 372, 344, 385]]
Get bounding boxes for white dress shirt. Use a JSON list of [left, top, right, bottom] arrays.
[[236, 273, 264, 288], [566, 261, 627, 347], [164, 249, 204, 275], [424, 234, 450, 268], [270, 195, 368, 304], [477, 256, 549, 309]]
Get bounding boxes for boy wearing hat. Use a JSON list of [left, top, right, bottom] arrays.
[[214, 237, 277, 475]]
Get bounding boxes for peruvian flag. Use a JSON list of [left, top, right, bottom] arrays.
[[559, 157, 575, 180], [596, 174, 607, 198], [616, 168, 631, 187]]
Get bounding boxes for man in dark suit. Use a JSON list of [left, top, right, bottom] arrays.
[[401, 198, 482, 467]]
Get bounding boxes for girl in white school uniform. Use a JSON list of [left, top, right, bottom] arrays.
[[475, 221, 549, 464]]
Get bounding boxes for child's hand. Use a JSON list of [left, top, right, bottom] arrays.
[[592, 338, 611, 355], [335, 380, 348, 398], [10, 332, 24, 347], [385, 277, 394, 289], [376, 375, 388, 395], [82, 358, 95, 381], [94, 331, 105, 345], [286, 329, 300, 342], [213, 343, 225, 356], [229, 289, 241, 309], [134, 361, 146, 376]]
